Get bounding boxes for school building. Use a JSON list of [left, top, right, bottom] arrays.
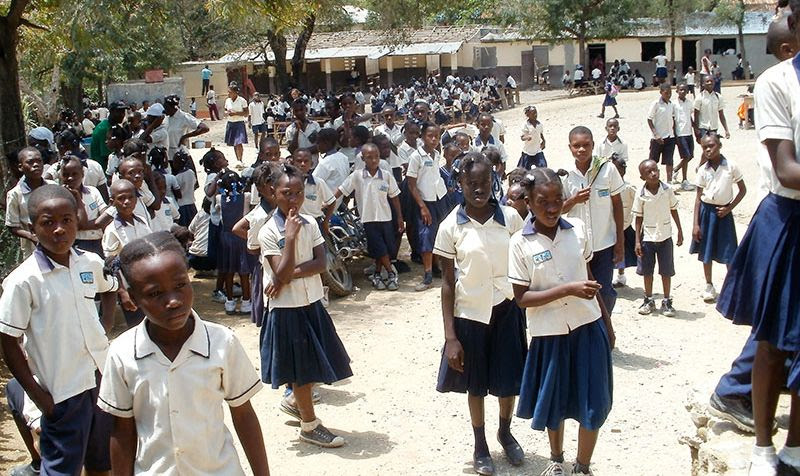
[[172, 11, 774, 102]]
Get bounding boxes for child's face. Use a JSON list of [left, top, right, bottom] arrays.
[[413, 105, 429, 121], [568, 133, 594, 164], [374, 139, 391, 160], [506, 184, 528, 218], [362, 145, 381, 172], [460, 163, 492, 209], [660, 87, 672, 101], [127, 251, 193, 331], [677, 85, 688, 100], [341, 96, 356, 113], [703, 77, 714, 92], [444, 146, 460, 164], [701, 135, 722, 161], [455, 135, 471, 153], [32, 198, 78, 257], [478, 117, 492, 136], [18, 150, 43, 180], [404, 126, 420, 143], [383, 111, 395, 126], [528, 182, 564, 229], [291, 152, 312, 175], [119, 160, 145, 188], [111, 183, 138, 217], [214, 153, 228, 171], [154, 174, 167, 197], [526, 109, 538, 122], [421, 125, 440, 150], [605, 120, 620, 138], [293, 104, 307, 121], [261, 145, 281, 162], [256, 180, 274, 204], [638, 160, 660, 185], [59, 160, 84, 191], [274, 175, 305, 214]]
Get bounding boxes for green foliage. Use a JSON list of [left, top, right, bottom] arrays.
[[713, 0, 746, 27]]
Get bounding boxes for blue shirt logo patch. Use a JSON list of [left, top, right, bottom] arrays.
[[533, 250, 553, 265], [306, 193, 317, 201], [597, 188, 610, 198], [89, 201, 98, 211], [379, 183, 389, 192], [277, 238, 286, 249], [424, 159, 434, 167], [79, 272, 94, 284]]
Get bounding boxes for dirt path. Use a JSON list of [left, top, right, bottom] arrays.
[[1, 84, 764, 474]]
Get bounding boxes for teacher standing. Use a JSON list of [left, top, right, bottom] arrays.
[[225, 81, 249, 163]]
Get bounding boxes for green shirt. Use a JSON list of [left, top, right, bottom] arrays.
[[90, 120, 111, 170]]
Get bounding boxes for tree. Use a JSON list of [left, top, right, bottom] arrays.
[[714, 0, 747, 77], [497, 0, 639, 70], [647, 0, 707, 80]]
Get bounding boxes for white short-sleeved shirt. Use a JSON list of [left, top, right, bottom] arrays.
[[434, 205, 523, 324], [205, 173, 222, 225], [77, 186, 107, 241], [593, 137, 629, 162], [631, 182, 678, 242], [473, 134, 508, 163], [82, 118, 95, 136], [694, 90, 725, 130], [84, 160, 107, 190], [188, 211, 210, 257], [374, 123, 404, 147], [574, 70, 585, 81], [647, 98, 677, 139], [396, 142, 416, 166], [0, 248, 117, 404], [104, 186, 154, 229], [507, 217, 601, 336], [5, 178, 57, 256], [521, 121, 544, 156], [102, 215, 153, 257], [619, 182, 636, 229], [151, 197, 180, 232], [655, 55, 668, 68], [300, 176, 335, 219], [684, 72, 695, 85], [675, 97, 694, 137], [149, 124, 169, 150], [695, 158, 744, 205], [285, 121, 321, 150], [258, 211, 326, 309], [406, 148, 447, 202], [633, 76, 645, 89], [225, 96, 248, 123], [244, 205, 272, 252], [167, 110, 203, 158], [339, 168, 400, 223], [206, 90, 216, 105], [248, 101, 265, 126], [175, 169, 198, 207], [98, 315, 261, 476], [591, 68, 602, 80], [754, 58, 800, 201], [309, 98, 325, 114], [312, 150, 351, 194], [562, 162, 625, 251]]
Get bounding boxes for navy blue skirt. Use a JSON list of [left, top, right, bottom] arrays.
[[616, 226, 637, 269], [207, 222, 221, 267], [177, 204, 197, 227], [218, 230, 257, 275], [717, 193, 800, 351], [689, 201, 738, 264], [251, 260, 265, 327], [516, 319, 613, 431], [518, 152, 547, 170], [260, 300, 353, 388], [224, 121, 248, 146], [436, 299, 527, 397]]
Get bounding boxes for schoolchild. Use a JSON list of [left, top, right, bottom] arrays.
[[97, 232, 269, 475], [407, 121, 449, 291], [632, 159, 684, 316], [104, 124, 131, 182], [149, 171, 180, 233], [672, 83, 698, 191], [201, 148, 229, 303], [440, 143, 463, 214], [518, 105, 546, 169], [647, 83, 678, 182], [483, 147, 505, 203], [146, 146, 180, 203], [593, 118, 629, 163], [505, 182, 528, 219], [286, 99, 321, 157], [171, 148, 198, 226], [187, 198, 215, 275], [59, 156, 108, 257], [473, 113, 508, 177], [561, 126, 625, 313], [598, 79, 619, 119], [313, 128, 351, 206], [217, 170, 255, 315], [397, 122, 423, 262], [258, 163, 353, 448], [690, 132, 746, 303], [693, 76, 731, 143], [434, 152, 526, 475], [5, 147, 55, 258], [611, 154, 637, 288], [509, 168, 614, 476], [336, 143, 404, 291], [373, 105, 404, 148], [0, 184, 119, 475], [291, 149, 335, 228]]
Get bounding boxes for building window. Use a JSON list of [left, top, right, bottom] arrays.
[[712, 38, 737, 54], [641, 41, 666, 61], [344, 58, 356, 70], [473, 47, 497, 68], [402, 56, 418, 68]]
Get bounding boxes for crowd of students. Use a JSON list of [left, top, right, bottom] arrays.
[[3, 3, 800, 475]]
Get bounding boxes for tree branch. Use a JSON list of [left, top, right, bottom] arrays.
[[19, 17, 49, 31], [6, 0, 30, 27]]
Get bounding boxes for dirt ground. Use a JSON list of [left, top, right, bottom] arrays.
[[0, 83, 769, 475]]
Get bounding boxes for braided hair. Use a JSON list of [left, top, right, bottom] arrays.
[[118, 231, 187, 289], [520, 167, 563, 196], [216, 170, 244, 202]]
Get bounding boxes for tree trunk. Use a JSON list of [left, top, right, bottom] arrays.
[[291, 13, 316, 89], [738, 24, 747, 79], [578, 34, 586, 70], [668, 0, 676, 82], [267, 31, 289, 94]]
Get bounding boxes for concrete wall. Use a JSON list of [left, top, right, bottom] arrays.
[[107, 77, 186, 109]]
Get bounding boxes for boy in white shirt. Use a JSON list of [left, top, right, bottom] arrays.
[[632, 159, 683, 316], [473, 113, 508, 177], [374, 106, 404, 147], [248, 92, 267, 149], [5, 147, 55, 258], [594, 118, 629, 162], [188, 198, 214, 274], [291, 149, 335, 225], [647, 83, 678, 184], [673, 83, 697, 190], [684, 67, 696, 96]]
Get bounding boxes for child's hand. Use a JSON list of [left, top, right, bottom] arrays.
[[635, 241, 643, 257], [420, 205, 432, 225], [322, 221, 330, 237], [716, 205, 732, 218], [567, 280, 601, 300], [692, 225, 702, 242], [265, 280, 284, 299], [676, 229, 684, 246], [396, 219, 405, 234], [33, 391, 55, 419], [284, 208, 303, 239], [444, 338, 465, 373], [572, 187, 591, 204], [613, 241, 623, 265]]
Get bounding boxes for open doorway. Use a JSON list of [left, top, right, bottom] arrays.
[[588, 43, 606, 73], [682, 39, 697, 74]]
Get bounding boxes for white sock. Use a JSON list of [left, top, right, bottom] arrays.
[[301, 418, 321, 432], [752, 445, 778, 466], [779, 446, 800, 467]]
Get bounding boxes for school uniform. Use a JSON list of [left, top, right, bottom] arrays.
[[617, 182, 637, 269], [632, 182, 678, 277], [675, 97, 695, 160], [244, 202, 273, 327], [188, 210, 213, 272], [249, 100, 266, 133], [0, 247, 118, 475], [694, 89, 725, 136], [5, 178, 56, 258], [224, 96, 249, 146], [313, 149, 351, 208], [102, 214, 153, 258], [435, 204, 527, 397], [508, 217, 613, 431], [75, 185, 107, 257], [717, 58, 800, 391], [374, 123, 404, 147], [518, 121, 546, 169], [339, 168, 400, 259], [689, 157, 742, 264], [98, 314, 262, 476], [472, 134, 508, 164], [257, 210, 353, 388], [562, 162, 625, 313], [285, 120, 322, 150], [205, 172, 223, 268], [151, 196, 180, 233], [297, 175, 333, 222], [647, 97, 677, 166], [219, 192, 255, 277], [104, 182, 155, 229], [175, 168, 198, 226], [594, 137, 629, 163], [406, 147, 448, 253]]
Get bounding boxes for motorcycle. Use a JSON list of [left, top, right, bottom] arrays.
[[322, 206, 368, 297]]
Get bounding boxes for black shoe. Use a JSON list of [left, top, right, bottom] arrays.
[[473, 453, 495, 475], [393, 260, 412, 274], [498, 433, 524, 466], [708, 392, 754, 433]]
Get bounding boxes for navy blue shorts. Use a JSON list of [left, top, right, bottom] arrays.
[[6, 378, 25, 419], [656, 67, 668, 78], [417, 199, 446, 253], [676, 135, 694, 160], [637, 237, 675, 277], [649, 137, 676, 166], [251, 123, 267, 134], [40, 380, 111, 474], [364, 221, 395, 259], [518, 152, 547, 169]]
